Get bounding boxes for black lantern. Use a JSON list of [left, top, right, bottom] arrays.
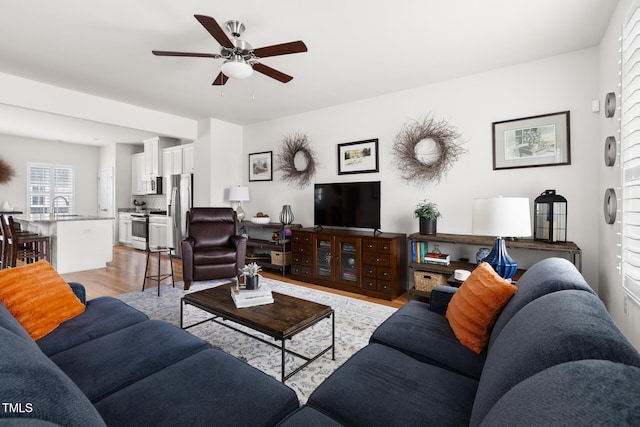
[[534, 190, 567, 243]]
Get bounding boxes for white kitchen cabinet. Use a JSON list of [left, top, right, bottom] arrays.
[[148, 216, 167, 249], [131, 153, 145, 195], [162, 146, 183, 176], [118, 213, 132, 245], [182, 143, 195, 173], [144, 137, 176, 177], [163, 143, 194, 176]]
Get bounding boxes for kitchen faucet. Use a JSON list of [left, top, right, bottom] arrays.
[[52, 196, 69, 216]]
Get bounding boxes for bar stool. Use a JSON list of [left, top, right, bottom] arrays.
[[0, 215, 7, 269], [2, 216, 50, 268], [142, 246, 175, 296]]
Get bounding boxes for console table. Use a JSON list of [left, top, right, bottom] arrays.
[[407, 232, 582, 301], [290, 228, 407, 301], [240, 221, 301, 276]]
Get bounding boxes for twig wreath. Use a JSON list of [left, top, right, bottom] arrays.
[[276, 132, 318, 188], [392, 115, 466, 185], [0, 156, 15, 184]]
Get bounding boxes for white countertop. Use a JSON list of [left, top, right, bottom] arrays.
[[16, 214, 114, 223]]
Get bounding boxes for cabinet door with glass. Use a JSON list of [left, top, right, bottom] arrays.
[[313, 235, 335, 281], [336, 237, 361, 287]]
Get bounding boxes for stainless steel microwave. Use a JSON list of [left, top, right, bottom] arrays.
[[144, 176, 163, 195]]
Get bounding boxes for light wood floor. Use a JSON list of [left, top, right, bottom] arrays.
[[61, 246, 408, 309]]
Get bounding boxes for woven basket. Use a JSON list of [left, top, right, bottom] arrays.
[[270, 251, 292, 266], [413, 271, 447, 293]]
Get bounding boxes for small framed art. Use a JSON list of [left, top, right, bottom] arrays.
[[338, 138, 379, 175], [249, 151, 273, 182], [492, 111, 570, 170]]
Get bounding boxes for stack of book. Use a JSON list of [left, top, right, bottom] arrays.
[[424, 253, 451, 266], [230, 285, 274, 308]]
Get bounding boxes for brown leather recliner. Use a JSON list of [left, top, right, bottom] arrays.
[[181, 207, 247, 290]]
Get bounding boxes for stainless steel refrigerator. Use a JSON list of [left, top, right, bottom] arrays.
[[166, 173, 193, 257]]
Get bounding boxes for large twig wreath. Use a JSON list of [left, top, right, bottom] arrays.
[[276, 132, 318, 188], [0, 156, 15, 185], [392, 115, 466, 185]]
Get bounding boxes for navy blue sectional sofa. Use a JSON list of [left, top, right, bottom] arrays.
[[279, 258, 640, 426], [0, 283, 299, 426], [4, 257, 640, 426]]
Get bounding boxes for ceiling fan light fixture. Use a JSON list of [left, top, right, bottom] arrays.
[[221, 56, 253, 79]]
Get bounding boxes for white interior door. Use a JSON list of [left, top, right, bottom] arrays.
[[98, 168, 114, 218]]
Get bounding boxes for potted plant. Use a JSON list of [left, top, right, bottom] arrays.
[[240, 262, 262, 290], [415, 200, 441, 235]]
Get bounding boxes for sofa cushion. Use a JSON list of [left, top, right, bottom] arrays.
[[0, 260, 85, 340], [277, 406, 343, 426], [94, 348, 299, 427], [488, 257, 594, 350], [0, 326, 105, 426], [470, 290, 640, 426], [446, 262, 517, 354], [50, 320, 210, 402], [479, 360, 640, 426], [308, 343, 478, 427], [370, 300, 485, 379], [37, 296, 148, 356], [428, 285, 458, 315]]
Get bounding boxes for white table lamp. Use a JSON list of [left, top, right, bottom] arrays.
[[229, 186, 250, 221], [472, 197, 531, 279]]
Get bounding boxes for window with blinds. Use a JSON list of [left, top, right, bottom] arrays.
[[622, 2, 640, 304], [27, 163, 74, 215]]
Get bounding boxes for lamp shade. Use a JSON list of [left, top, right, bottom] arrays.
[[229, 186, 250, 202], [472, 197, 531, 238], [221, 57, 253, 79]]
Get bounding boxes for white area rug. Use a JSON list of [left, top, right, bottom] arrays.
[[115, 277, 396, 402]]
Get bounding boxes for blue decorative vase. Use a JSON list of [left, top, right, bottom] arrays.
[[483, 238, 518, 280]]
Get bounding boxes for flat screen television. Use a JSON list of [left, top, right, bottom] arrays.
[[314, 181, 381, 230]]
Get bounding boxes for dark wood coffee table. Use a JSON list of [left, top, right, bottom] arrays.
[[180, 283, 335, 382]]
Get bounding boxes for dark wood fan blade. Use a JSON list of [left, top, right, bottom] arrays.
[[194, 14, 234, 49], [212, 72, 229, 86], [152, 50, 221, 58], [253, 41, 307, 58], [253, 63, 293, 83]]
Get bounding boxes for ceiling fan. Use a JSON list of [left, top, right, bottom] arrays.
[[152, 14, 307, 85]]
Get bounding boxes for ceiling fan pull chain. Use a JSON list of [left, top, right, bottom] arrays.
[[251, 73, 256, 101]]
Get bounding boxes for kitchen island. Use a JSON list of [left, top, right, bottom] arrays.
[[15, 215, 113, 274]]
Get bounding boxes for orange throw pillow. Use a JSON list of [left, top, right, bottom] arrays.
[[445, 262, 517, 354], [0, 260, 85, 340]]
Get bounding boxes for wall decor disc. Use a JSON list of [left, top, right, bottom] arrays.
[[604, 188, 617, 224], [605, 92, 616, 118], [604, 136, 617, 167]]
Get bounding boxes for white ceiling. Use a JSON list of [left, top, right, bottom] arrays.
[[0, 0, 618, 146]]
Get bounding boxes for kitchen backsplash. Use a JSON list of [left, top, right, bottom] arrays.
[[130, 194, 166, 211]]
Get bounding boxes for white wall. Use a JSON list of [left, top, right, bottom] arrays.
[[244, 48, 600, 287], [193, 118, 243, 207], [0, 135, 99, 215], [598, 0, 638, 348], [0, 72, 198, 141]]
